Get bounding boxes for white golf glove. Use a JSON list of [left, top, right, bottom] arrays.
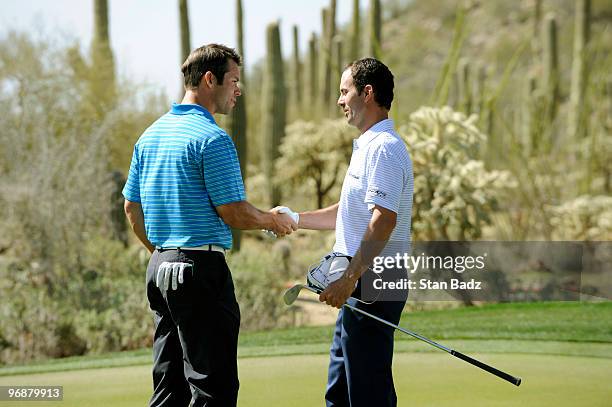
[[307, 252, 352, 291], [156, 261, 190, 292], [263, 206, 299, 238]]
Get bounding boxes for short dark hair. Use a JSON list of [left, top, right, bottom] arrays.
[[345, 58, 394, 110], [181, 43, 242, 89]]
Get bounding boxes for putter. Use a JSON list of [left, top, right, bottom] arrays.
[[283, 284, 522, 387]]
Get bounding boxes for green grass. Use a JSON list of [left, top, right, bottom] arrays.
[[1, 301, 610, 378], [0, 302, 610, 406], [397, 301, 612, 342], [242, 301, 612, 348], [0, 353, 611, 406]]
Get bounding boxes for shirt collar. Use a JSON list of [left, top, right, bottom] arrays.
[[170, 103, 215, 122], [355, 118, 395, 149]]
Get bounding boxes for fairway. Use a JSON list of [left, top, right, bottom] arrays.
[[1, 352, 610, 406]]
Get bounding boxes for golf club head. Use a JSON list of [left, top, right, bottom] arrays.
[[283, 284, 322, 305], [283, 285, 304, 305]]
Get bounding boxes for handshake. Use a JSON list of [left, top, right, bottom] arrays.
[[265, 206, 299, 238]]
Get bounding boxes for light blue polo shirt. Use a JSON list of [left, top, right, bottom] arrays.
[[333, 119, 413, 258], [122, 103, 245, 249]]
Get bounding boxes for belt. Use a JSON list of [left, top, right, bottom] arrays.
[[156, 244, 227, 255]]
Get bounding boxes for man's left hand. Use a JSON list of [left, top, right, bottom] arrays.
[[319, 276, 356, 309]]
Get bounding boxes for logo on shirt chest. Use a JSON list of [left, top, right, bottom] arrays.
[[368, 188, 387, 199]]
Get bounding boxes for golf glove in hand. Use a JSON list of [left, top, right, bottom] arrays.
[[156, 262, 190, 292], [263, 206, 299, 238], [307, 253, 352, 291]]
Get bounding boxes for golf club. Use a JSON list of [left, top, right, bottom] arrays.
[[284, 284, 375, 306], [283, 284, 522, 387]]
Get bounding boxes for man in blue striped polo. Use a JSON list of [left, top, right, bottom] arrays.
[[123, 44, 296, 407], [296, 58, 413, 407]]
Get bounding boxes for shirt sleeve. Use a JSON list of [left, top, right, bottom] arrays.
[[364, 142, 404, 214], [202, 132, 246, 207], [122, 145, 141, 202]]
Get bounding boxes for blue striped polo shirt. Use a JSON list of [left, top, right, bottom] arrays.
[[333, 119, 413, 258], [122, 103, 245, 249]]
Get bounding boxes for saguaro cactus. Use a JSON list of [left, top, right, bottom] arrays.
[[228, 0, 248, 250], [331, 36, 343, 116], [178, 0, 191, 63], [523, 73, 538, 154], [292, 25, 303, 111], [350, 0, 361, 61], [319, 8, 329, 116], [474, 63, 487, 116], [320, 1, 336, 116], [369, 0, 382, 59], [532, 0, 543, 58], [308, 32, 319, 117], [91, 0, 116, 110], [457, 58, 472, 114], [229, 0, 247, 180], [568, 0, 591, 139], [321, 8, 329, 43], [92, 0, 122, 241], [606, 80, 612, 192], [607, 80, 612, 125], [109, 170, 128, 246], [542, 13, 559, 124], [261, 22, 286, 207], [178, 0, 191, 99], [93, 0, 112, 57]]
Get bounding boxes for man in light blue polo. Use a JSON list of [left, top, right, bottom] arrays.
[[296, 58, 413, 407], [123, 44, 296, 407]]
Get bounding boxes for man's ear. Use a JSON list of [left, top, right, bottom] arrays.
[[203, 71, 216, 88], [363, 84, 374, 103]]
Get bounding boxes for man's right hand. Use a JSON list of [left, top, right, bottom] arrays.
[[268, 208, 298, 237], [215, 200, 297, 236]]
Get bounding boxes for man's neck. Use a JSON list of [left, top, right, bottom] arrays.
[[358, 110, 389, 134], [181, 90, 216, 115]]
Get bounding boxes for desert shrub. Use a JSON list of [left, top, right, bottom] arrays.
[[227, 243, 295, 331], [548, 195, 612, 240], [69, 239, 151, 353], [0, 258, 86, 363], [398, 106, 517, 240], [276, 120, 357, 209], [0, 31, 163, 363], [272, 107, 513, 241], [0, 239, 150, 363]]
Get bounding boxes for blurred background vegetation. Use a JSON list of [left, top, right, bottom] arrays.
[[0, 0, 610, 365]]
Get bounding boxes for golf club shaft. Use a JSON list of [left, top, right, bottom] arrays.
[[343, 302, 521, 387], [342, 302, 451, 353]]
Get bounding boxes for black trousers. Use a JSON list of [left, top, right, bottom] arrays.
[[325, 297, 406, 407], [146, 248, 240, 407]]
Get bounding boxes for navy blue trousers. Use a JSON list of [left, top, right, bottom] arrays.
[[146, 248, 240, 407], [325, 297, 406, 407]]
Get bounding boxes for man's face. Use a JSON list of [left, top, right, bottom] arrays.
[[213, 59, 241, 115], [337, 69, 365, 129]]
